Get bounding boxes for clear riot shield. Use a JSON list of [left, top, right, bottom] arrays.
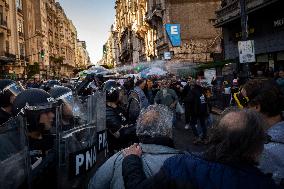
[[57, 91, 107, 189], [0, 116, 30, 189]]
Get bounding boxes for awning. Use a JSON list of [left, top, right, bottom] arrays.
[[197, 60, 231, 70]]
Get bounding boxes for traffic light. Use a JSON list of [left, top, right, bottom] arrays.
[[40, 49, 45, 58]]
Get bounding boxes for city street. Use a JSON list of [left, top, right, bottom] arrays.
[[0, 0, 284, 189]]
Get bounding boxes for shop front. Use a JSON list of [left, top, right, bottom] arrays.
[[221, 0, 284, 76]]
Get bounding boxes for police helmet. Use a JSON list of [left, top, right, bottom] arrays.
[[49, 86, 74, 113], [103, 80, 121, 102], [12, 89, 57, 132], [0, 79, 24, 108]]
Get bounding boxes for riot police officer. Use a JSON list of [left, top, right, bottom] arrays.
[[12, 88, 58, 188], [0, 79, 24, 125], [49, 86, 78, 131], [104, 80, 137, 155]]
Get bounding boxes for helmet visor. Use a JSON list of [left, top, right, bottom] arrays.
[[4, 83, 24, 96], [58, 92, 75, 109]]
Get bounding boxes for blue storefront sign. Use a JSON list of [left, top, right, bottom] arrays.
[[165, 24, 181, 47]]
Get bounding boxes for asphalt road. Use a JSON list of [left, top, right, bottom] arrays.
[[173, 114, 219, 154]]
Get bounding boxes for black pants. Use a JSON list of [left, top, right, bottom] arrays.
[[190, 115, 207, 139], [184, 103, 191, 124]]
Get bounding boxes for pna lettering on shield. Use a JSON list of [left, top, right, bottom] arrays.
[[75, 145, 97, 176]]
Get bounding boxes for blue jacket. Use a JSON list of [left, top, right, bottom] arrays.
[[122, 154, 279, 189]]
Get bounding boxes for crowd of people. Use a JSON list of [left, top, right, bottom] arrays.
[[0, 69, 284, 188]]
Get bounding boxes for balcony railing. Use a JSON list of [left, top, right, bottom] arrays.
[[5, 3, 9, 10], [18, 31, 24, 38], [0, 20, 7, 28], [152, 3, 162, 12], [216, 0, 275, 25], [7, 29, 11, 35], [216, 1, 239, 19], [17, 7, 23, 15]]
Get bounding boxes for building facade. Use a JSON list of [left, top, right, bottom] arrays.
[[216, 0, 284, 76], [76, 40, 91, 69], [114, 0, 156, 65], [0, 0, 91, 79], [105, 0, 221, 67], [147, 0, 222, 63]]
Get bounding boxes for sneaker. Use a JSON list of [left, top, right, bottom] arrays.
[[184, 124, 190, 130]]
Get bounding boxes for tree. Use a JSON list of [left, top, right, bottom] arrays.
[[27, 62, 40, 79], [50, 56, 65, 78]]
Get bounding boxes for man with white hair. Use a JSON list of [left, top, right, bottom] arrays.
[[88, 105, 183, 189]]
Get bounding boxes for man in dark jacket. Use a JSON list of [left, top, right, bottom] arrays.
[[122, 109, 280, 189], [182, 77, 194, 130], [187, 81, 209, 143]]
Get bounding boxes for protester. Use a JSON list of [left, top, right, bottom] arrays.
[[144, 79, 155, 104], [127, 79, 149, 124], [154, 80, 178, 111], [276, 68, 284, 94], [0, 79, 24, 125], [245, 81, 284, 185], [122, 109, 279, 189], [222, 81, 231, 109], [186, 80, 209, 144], [89, 105, 182, 189], [182, 77, 194, 130]]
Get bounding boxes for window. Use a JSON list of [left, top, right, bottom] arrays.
[[20, 43, 25, 56], [0, 6, 3, 25], [16, 0, 22, 10], [17, 19, 23, 32]]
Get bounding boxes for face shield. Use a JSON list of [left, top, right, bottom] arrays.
[[57, 92, 75, 118], [3, 83, 24, 97]]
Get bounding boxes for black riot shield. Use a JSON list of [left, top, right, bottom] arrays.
[[57, 91, 107, 189], [0, 116, 30, 189]]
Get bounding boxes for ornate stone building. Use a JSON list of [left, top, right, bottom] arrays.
[[76, 40, 91, 70], [109, 0, 221, 67], [146, 0, 222, 63], [0, 0, 26, 78], [114, 0, 156, 65], [0, 0, 91, 79]]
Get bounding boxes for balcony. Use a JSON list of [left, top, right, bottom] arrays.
[[0, 20, 7, 29], [145, 3, 163, 23], [17, 8, 23, 15], [216, 0, 278, 26], [18, 31, 24, 38], [155, 36, 166, 48], [5, 2, 9, 10]]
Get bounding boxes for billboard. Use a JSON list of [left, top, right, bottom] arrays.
[[165, 24, 181, 47]]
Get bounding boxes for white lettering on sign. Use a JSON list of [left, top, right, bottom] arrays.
[[171, 26, 178, 35], [98, 131, 107, 151], [75, 154, 84, 176], [75, 146, 97, 176], [274, 18, 284, 28]]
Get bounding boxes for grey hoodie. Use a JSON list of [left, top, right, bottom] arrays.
[[88, 143, 182, 189], [259, 121, 284, 184]]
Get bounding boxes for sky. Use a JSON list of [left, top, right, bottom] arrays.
[[57, 0, 116, 65]]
